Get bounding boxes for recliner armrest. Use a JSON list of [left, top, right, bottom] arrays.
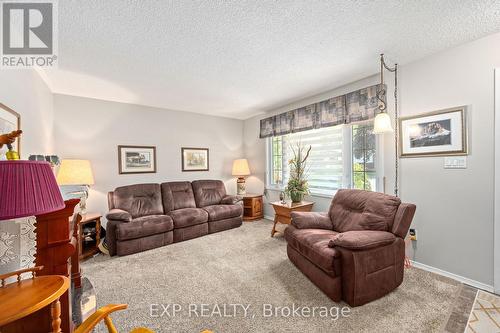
[[220, 195, 242, 205], [328, 230, 395, 250], [291, 212, 333, 230], [106, 209, 132, 222]]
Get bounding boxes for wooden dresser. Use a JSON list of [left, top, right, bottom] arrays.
[[242, 194, 264, 221]]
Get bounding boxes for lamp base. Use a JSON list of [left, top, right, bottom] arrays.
[[79, 196, 87, 215], [236, 177, 246, 195]]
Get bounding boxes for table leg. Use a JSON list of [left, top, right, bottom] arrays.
[[50, 298, 62, 333], [271, 216, 278, 237]]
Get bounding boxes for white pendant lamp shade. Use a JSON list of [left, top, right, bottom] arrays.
[[373, 112, 394, 134]]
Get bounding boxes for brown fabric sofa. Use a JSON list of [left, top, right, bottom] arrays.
[[106, 180, 242, 256], [285, 189, 416, 307]]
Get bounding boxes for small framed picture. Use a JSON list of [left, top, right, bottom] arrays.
[[118, 145, 156, 174], [182, 147, 209, 171], [0, 103, 20, 159], [399, 106, 467, 157]]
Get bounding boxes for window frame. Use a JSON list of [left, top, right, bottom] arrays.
[[266, 122, 383, 197]]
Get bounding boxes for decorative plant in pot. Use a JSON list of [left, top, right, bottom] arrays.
[[285, 142, 312, 203]]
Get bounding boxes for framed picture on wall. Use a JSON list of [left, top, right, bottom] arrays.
[[0, 103, 21, 159], [181, 147, 209, 171], [118, 145, 157, 174], [399, 106, 467, 157]]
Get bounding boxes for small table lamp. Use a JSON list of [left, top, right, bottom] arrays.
[[0, 161, 64, 221], [232, 159, 250, 195], [56, 159, 95, 214]]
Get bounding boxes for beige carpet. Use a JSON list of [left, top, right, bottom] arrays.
[[83, 219, 461, 333]]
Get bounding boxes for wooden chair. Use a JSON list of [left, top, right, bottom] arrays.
[[74, 304, 154, 333], [0, 266, 43, 286]]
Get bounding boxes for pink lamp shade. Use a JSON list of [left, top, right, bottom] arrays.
[[0, 160, 65, 221]]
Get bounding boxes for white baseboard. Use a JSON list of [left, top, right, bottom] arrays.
[[410, 260, 494, 293]]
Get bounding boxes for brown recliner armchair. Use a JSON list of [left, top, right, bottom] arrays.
[[285, 189, 416, 307]]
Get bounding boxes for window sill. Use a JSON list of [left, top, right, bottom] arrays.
[[265, 187, 336, 200]]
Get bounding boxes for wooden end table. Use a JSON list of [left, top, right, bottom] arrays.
[[270, 201, 314, 237], [0, 268, 69, 333], [242, 194, 264, 221], [78, 213, 102, 260]]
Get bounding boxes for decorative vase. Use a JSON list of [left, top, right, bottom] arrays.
[[290, 191, 303, 203]]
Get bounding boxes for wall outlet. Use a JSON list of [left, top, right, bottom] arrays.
[[409, 228, 417, 241]]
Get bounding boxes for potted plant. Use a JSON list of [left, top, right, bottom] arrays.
[[285, 142, 311, 203]]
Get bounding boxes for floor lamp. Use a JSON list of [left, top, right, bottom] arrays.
[[373, 54, 400, 197]]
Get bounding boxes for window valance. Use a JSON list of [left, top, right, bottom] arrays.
[[259, 83, 385, 138]]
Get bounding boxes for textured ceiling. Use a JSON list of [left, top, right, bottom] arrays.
[[42, 0, 500, 119]]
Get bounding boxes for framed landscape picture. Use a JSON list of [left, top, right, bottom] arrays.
[[399, 106, 467, 157], [118, 145, 156, 174], [182, 147, 209, 171], [0, 103, 20, 159]]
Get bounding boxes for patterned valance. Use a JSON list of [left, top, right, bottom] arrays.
[[259, 84, 385, 138]]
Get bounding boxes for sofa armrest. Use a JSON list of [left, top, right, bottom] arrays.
[[291, 212, 333, 230], [105, 219, 125, 256], [328, 230, 395, 250], [221, 195, 242, 205], [106, 209, 132, 222]]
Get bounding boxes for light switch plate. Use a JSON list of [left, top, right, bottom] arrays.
[[444, 156, 467, 169]]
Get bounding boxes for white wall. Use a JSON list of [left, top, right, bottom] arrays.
[[0, 69, 54, 156], [53, 94, 244, 223], [244, 32, 500, 287], [0, 69, 54, 275], [495, 68, 500, 294]]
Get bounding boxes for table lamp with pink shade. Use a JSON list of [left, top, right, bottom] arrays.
[[0, 161, 65, 221]]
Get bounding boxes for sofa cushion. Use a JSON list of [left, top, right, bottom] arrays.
[[329, 189, 401, 233], [168, 208, 208, 228], [203, 204, 242, 221], [328, 230, 396, 250], [116, 215, 173, 241], [161, 182, 197, 213], [112, 183, 163, 218], [192, 180, 227, 207], [284, 226, 339, 276]]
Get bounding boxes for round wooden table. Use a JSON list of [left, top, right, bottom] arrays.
[[0, 275, 69, 333]]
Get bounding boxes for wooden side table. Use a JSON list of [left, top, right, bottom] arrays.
[[0, 267, 69, 333], [242, 194, 264, 221], [270, 201, 314, 237], [78, 213, 102, 260]]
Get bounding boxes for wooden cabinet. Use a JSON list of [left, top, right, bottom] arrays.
[[78, 213, 102, 260], [242, 194, 264, 221], [0, 199, 81, 333]]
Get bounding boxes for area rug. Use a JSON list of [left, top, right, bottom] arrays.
[[465, 290, 500, 332], [83, 219, 461, 333]]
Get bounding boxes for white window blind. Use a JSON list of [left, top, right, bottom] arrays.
[[268, 122, 380, 196], [282, 126, 345, 196]]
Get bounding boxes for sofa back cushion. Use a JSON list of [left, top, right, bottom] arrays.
[[192, 180, 227, 207], [329, 189, 401, 233], [112, 183, 163, 218], [161, 181, 197, 213]]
